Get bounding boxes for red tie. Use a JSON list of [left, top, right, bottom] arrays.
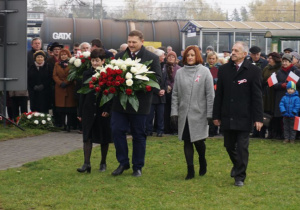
[[132, 52, 136, 59], [235, 65, 239, 71]]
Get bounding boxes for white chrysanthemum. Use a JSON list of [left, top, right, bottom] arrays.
[[42, 120, 46, 124], [34, 113, 40, 117], [34, 120, 39, 124], [114, 59, 124, 67], [113, 66, 119, 70], [40, 114, 45, 117], [74, 59, 82, 67], [125, 72, 133, 79], [100, 69, 106, 73], [126, 79, 133, 86], [47, 114, 51, 117], [105, 64, 114, 70], [82, 51, 91, 58], [130, 67, 138, 74], [27, 115, 32, 119], [135, 75, 149, 81], [124, 58, 136, 66], [47, 118, 51, 121], [69, 57, 76, 64], [121, 64, 127, 71], [110, 59, 117, 65]]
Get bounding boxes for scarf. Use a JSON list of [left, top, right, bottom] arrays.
[[282, 64, 293, 72], [35, 61, 44, 70], [59, 60, 69, 69]]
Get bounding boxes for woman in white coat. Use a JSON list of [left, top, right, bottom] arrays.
[[171, 45, 215, 180]]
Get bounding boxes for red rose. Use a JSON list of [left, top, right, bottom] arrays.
[[106, 81, 112, 86], [111, 57, 115, 60], [92, 77, 97, 82], [103, 90, 109, 95], [115, 81, 120, 86], [108, 76, 113, 81], [81, 59, 86, 63], [112, 81, 116, 86], [89, 80, 93, 85], [116, 75, 122, 81], [102, 79, 107, 83], [101, 72, 107, 78], [99, 82, 104, 86], [116, 69, 123, 74], [146, 85, 152, 92], [95, 87, 101, 92], [88, 57, 91, 60], [109, 87, 116, 94], [125, 89, 132, 95], [89, 84, 94, 89], [120, 78, 125, 84], [79, 55, 84, 58]]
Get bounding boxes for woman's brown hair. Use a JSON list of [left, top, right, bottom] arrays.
[[59, 48, 72, 59], [182, 46, 203, 65]]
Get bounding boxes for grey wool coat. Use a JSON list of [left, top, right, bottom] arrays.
[[171, 64, 215, 142]]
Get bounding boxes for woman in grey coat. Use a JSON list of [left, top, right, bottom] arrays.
[[171, 45, 215, 180]]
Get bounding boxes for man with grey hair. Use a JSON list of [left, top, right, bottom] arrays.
[[119, 43, 128, 52], [79, 42, 91, 52], [213, 41, 263, 187]]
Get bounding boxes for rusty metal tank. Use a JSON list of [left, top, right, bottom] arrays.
[[40, 17, 186, 54]]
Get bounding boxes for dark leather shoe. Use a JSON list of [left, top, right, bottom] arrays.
[[111, 164, 130, 176], [99, 163, 106, 172], [157, 133, 163, 137], [230, 167, 236, 177], [132, 169, 142, 177], [77, 163, 91, 173], [234, 180, 244, 186]]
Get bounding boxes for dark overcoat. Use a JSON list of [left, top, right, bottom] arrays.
[[152, 67, 167, 104], [213, 59, 263, 131], [113, 45, 162, 114], [273, 65, 300, 117], [78, 68, 112, 144], [28, 62, 52, 113]]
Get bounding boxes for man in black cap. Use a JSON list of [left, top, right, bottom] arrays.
[[247, 46, 268, 138], [284, 48, 293, 54]]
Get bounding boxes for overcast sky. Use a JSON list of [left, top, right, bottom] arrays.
[[49, 0, 254, 16]]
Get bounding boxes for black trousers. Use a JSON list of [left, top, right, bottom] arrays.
[[223, 130, 249, 182], [11, 96, 28, 119]]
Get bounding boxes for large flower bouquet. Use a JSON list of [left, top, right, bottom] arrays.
[[78, 53, 160, 112], [67, 51, 91, 81], [17, 112, 56, 131]]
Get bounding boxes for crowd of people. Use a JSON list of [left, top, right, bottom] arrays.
[[4, 29, 300, 187]]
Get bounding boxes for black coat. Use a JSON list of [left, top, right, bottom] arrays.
[[28, 63, 52, 113], [152, 67, 167, 104], [113, 45, 162, 114], [273, 65, 300, 117], [213, 59, 263, 131], [247, 57, 268, 71], [79, 68, 112, 144]]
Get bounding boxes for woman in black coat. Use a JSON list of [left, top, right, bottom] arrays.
[[77, 49, 112, 173], [273, 53, 300, 139], [28, 50, 52, 113]]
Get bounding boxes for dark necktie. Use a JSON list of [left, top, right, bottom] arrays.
[[235, 65, 239, 71], [132, 52, 136, 59]]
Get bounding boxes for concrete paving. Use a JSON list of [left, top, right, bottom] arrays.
[[0, 131, 83, 170]]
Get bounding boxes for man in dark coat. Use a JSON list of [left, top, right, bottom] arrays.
[[247, 46, 268, 138], [213, 41, 263, 187], [111, 30, 161, 177], [27, 37, 44, 68]]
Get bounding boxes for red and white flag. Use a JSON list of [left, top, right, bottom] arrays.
[[0, 116, 2, 121], [267, 73, 278, 87], [287, 71, 300, 84], [294, 116, 300, 131]]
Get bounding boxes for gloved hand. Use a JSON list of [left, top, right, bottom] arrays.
[[171, 115, 178, 129], [281, 83, 287, 89], [37, 84, 44, 91], [60, 82, 68, 88], [33, 85, 39, 91], [213, 78, 218, 85]]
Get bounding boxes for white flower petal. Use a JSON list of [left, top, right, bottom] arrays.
[[135, 75, 149, 81]]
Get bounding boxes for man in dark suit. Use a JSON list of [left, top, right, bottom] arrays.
[[111, 30, 161, 177], [213, 41, 263, 187]]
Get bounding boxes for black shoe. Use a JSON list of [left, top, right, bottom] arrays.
[[234, 180, 244, 187], [230, 167, 236, 177], [77, 163, 91, 173], [111, 164, 130, 176], [199, 160, 207, 176], [185, 165, 195, 180], [99, 163, 106, 172], [157, 133, 163, 137], [132, 169, 142, 177]]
